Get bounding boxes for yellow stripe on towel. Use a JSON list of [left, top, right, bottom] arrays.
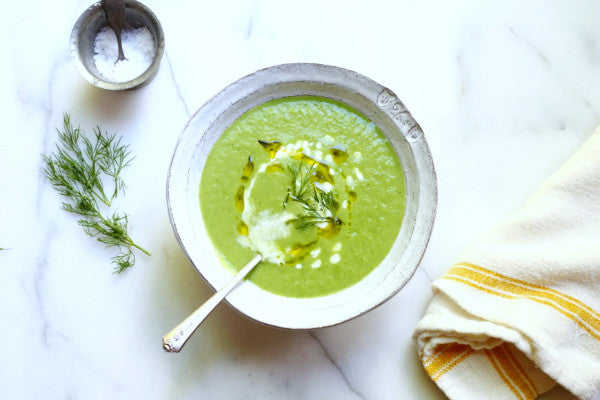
[[485, 344, 537, 400], [442, 262, 600, 341], [422, 343, 474, 382]]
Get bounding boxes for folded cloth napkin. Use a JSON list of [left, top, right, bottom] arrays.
[[414, 126, 600, 400]]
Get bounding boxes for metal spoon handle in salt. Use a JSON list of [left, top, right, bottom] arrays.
[[102, 0, 126, 61], [162, 254, 262, 353]]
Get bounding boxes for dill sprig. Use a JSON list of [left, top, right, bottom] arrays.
[[287, 162, 313, 203], [285, 162, 341, 230], [42, 113, 150, 273]]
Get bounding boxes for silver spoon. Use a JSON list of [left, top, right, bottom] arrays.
[[162, 254, 263, 353], [102, 0, 126, 62]]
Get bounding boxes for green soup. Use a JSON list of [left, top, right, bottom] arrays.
[[199, 96, 405, 298]]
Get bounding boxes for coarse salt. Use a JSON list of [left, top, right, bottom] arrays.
[[93, 26, 155, 82]]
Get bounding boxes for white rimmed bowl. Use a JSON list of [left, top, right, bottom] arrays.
[[167, 63, 437, 329]]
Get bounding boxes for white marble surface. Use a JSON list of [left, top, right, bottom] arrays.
[[1, 1, 599, 399]]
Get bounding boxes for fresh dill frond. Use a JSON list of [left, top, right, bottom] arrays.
[[285, 162, 342, 231], [288, 162, 313, 203], [42, 113, 150, 273]]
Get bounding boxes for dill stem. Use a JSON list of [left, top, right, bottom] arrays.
[[130, 240, 151, 256], [93, 189, 112, 206]]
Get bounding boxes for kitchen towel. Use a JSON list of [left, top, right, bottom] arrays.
[[414, 126, 600, 400]]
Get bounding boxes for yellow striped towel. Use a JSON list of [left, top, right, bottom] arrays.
[[414, 126, 600, 400]]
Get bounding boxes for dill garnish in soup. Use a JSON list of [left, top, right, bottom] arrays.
[[199, 96, 405, 298]]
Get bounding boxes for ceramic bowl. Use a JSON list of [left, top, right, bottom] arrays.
[[167, 63, 437, 329], [70, 0, 164, 90]]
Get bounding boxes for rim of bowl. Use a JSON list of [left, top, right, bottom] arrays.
[[70, 0, 165, 90], [167, 63, 437, 329]]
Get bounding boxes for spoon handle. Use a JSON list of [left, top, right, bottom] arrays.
[[102, 0, 127, 61], [115, 31, 125, 61], [162, 254, 262, 353]]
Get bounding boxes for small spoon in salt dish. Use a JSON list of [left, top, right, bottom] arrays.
[[102, 0, 126, 61], [162, 254, 263, 353]]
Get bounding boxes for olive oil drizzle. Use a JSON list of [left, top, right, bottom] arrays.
[[237, 221, 249, 236], [266, 163, 284, 173], [234, 185, 245, 212], [258, 140, 282, 158], [235, 155, 255, 235], [347, 190, 357, 227], [241, 156, 254, 182], [330, 145, 348, 164], [292, 152, 334, 184], [235, 139, 357, 263], [284, 241, 317, 266]]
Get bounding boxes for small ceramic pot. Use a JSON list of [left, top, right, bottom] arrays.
[[70, 0, 164, 90]]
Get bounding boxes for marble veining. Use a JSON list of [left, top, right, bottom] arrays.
[[508, 26, 551, 66], [1, 0, 600, 399], [418, 264, 435, 285], [309, 331, 366, 400], [164, 52, 192, 118]]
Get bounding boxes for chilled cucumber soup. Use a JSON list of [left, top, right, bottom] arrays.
[[199, 96, 406, 298]]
